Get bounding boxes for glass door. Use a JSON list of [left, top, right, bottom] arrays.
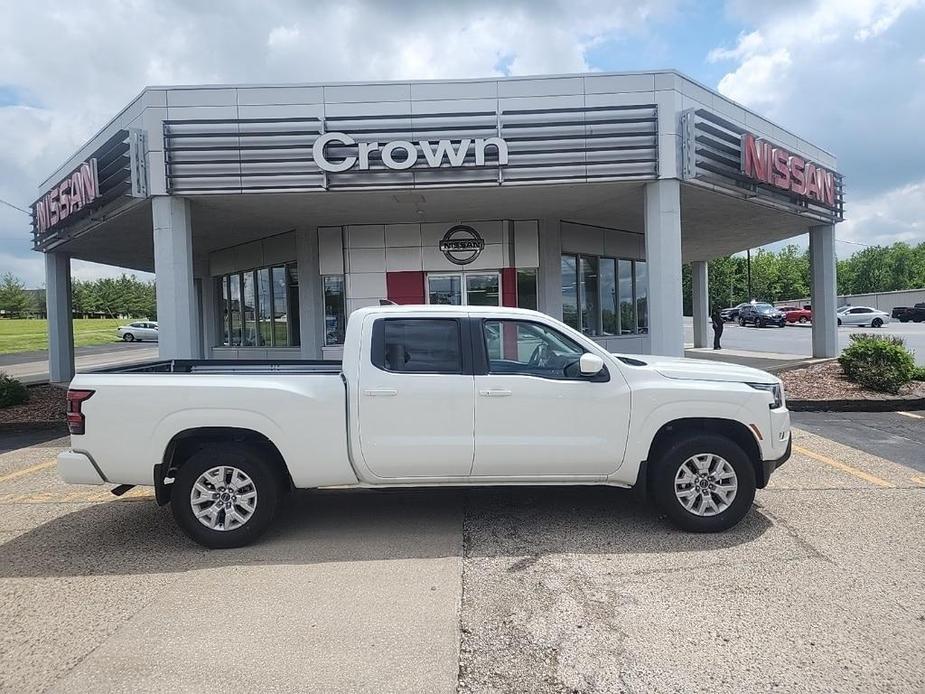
[[427, 272, 501, 306]]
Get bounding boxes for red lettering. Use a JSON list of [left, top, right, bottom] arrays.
[[48, 189, 59, 225], [741, 133, 769, 182], [803, 162, 820, 200], [58, 181, 70, 221], [821, 171, 835, 207], [789, 156, 805, 195], [771, 148, 790, 189]]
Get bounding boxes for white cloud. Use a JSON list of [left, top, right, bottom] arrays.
[[837, 179, 925, 246], [711, 0, 925, 253], [0, 0, 678, 286]]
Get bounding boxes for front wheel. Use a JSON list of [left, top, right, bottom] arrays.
[[872, 318, 883, 328], [837, 318, 842, 326], [122, 333, 135, 342], [171, 443, 283, 548], [651, 434, 756, 532]]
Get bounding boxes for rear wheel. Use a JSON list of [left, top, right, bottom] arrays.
[[171, 442, 283, 548], [122, 333, 135, 342], [799, 316, 808, 324], [651, 434, 756, 532], [738, 317, 746, 327], [837, 318, 842, 326]]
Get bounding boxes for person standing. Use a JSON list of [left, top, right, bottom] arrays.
[[711, 307, 724, 350]]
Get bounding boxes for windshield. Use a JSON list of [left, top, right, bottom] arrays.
[[754, 304, 775, 312]]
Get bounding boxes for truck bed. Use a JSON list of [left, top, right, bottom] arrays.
[[98, 359, 343, 375]]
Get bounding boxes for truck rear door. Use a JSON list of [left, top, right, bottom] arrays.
[[356, 315, 474, 478]]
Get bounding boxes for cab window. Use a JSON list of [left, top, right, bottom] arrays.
[[371, 318, 463, 374], [482, 319, 588, 379]]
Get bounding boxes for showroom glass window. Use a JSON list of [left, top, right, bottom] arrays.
[[217, 263, 303, 347], [323, 276, 346, 345], [561, 254, 647, 336]]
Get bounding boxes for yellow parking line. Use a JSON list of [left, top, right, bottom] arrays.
[[896, 411, 924, 420], [0, 460, 56, 485], [793, 444, 894, 488]]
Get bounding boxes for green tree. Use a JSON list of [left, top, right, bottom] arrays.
[[0, 273, 28, 315]]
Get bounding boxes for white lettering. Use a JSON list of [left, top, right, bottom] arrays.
[[313, 132, 357, 173], [312, 132, 509, 174], [475, 137, 508, 166], [381, 140, 418, 170], [358, 141, 379, 170], [420, 138, 470, 167]]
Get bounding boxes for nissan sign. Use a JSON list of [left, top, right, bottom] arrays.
[[741, 133, 836, 208], [312, 132, 508, 173], [33, 159, 101, 234], [439, 225, 485, 265]]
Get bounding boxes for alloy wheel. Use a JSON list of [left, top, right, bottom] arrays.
[[189, 465, 258, 531], [673, 453, 738, 517]]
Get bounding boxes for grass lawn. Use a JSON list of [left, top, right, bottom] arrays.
[[0, 318, 124, 354]]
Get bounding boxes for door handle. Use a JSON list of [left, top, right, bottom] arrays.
[[479, 389, 512, 397], [364, 388, 398, 397]]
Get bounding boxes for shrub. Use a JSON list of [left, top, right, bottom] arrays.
[[913, 366, 925, 382], [838, 334, 917, 394], [0, 372, 28, 408]]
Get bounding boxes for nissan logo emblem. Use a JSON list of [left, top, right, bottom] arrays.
[[439, 225, 485, 265]]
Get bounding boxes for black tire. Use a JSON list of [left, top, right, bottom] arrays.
[[171, 442, 284, 549], [837, 318, 842, 326], [738, 317, 746, 327], [122, 333, 135, 342], [758, 319, 766, 328], [799, 316, 808, 324], [651, 434, 757, 533], [899, 318, 908, 323], [872, 318, 883, 328]]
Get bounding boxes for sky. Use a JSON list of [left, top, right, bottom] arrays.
[[0, 0, 923, 287]]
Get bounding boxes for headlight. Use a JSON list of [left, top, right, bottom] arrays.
[[747, 382, 784, 409]]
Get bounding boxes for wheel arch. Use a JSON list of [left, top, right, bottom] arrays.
[[643, 417, 766, 494], [155, 426, 292, 506]]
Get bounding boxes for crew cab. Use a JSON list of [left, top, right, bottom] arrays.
[[58, 306, 791, 548]]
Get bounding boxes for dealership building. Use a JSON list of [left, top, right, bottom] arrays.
[[33, 70, 844, 381]]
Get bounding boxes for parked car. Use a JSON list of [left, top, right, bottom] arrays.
[[117, 321, 159, 342], [837, 306, 890, 327], [58, 305, 791, 548], [783, 307, 812, 323], [721, 302, 751, 321], [894, 303, 925, 322], [738, 303, 786, 328]]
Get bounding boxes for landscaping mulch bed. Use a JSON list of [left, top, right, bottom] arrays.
[[781, 360, 925, 402], [0, 384, 67, 426]]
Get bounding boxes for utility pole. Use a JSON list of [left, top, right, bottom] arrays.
[[746, 249, 753, 300]]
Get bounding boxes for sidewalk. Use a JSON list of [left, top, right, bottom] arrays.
[[684, 346, 826, 373]]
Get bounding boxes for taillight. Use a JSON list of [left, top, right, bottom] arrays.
[[66, 389, 94, 435]]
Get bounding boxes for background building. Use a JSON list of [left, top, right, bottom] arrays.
[[32, 70, 843, 381]]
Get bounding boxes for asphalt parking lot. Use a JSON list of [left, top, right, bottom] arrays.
[[1, 424, 923, 693], [683, 318, 925, 365]]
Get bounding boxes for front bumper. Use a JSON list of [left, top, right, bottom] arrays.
[[57, 450, 105, 485], [757, 434, 791, 488]]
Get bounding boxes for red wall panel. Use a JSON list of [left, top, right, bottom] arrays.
[[386, 271, 425, 305]]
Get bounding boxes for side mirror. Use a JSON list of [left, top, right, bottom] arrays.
[[579, 353, 605, 376]]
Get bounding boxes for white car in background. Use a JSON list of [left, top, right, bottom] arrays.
[[117, 321, 159, 342], [837, 306, 890, 328]]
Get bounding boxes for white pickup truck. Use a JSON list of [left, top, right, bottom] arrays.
[[59, 305, 791, 548]]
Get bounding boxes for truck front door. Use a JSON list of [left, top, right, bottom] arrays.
[[357, 316, 474, 478], [471, 318, 631, 477]]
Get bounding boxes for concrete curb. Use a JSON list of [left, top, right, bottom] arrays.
[[787, 397, 925, 412]]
